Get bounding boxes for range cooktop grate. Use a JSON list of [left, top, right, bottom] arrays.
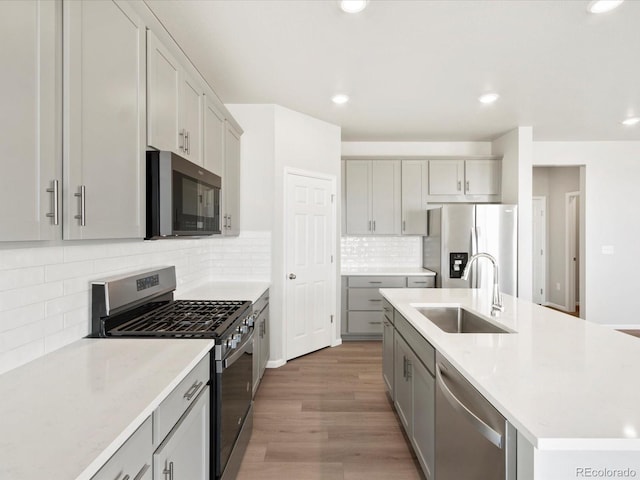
[[108, 300, 250, 338]]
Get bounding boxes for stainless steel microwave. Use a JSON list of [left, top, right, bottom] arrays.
[[146, 151, 221, 239]]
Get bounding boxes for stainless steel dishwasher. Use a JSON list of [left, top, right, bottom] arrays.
[[435, 352, 516, 480]]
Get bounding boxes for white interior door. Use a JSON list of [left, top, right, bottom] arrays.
[[566, 192, 579, 312], [532, 196, 547, 304], [285, 171, 335, 361]]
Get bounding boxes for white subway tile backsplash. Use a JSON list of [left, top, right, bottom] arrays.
[[0, 231, 271, 373], [341, 236, 422, 268]]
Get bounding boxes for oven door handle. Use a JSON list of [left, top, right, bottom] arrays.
[[223, 329, 255, 369]]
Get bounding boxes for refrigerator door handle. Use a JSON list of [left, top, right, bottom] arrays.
[[470, 226, 479, 288]]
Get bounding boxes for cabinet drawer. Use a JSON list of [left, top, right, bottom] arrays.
[[382, 298, 394, 324], [154, 354, 210, 445], [348, 312, 384, 334], [407, 276, 435, 288], [91, 417, 152, 480], [348, 276, 406, 288], [394, 311, 435, 376], [348, 288, 384, 310]]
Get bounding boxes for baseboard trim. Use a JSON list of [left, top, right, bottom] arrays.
[[331, 338, 343, 347], [544, 301, 570, 311], [266, 358, 286, 369]]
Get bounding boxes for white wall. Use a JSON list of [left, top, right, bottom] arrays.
[[492, 127, 534, 301], [0, 232, 270, 374], [534, 141, 640, 327], [533, 167, 580, 308]]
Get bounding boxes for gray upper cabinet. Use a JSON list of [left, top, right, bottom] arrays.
[[223, 121, 241, 236], [428, 158, 501, 202], [203, 96, 225, 176], [0, 0, 60, 241], [146, 29, 180, 154], [401, 160, 428, 235], [344, 160, 401, 235], [428, 159, 464, 195], [147, 29, 206, 166], [63, 0, 146, 239], [465, 159, 501, 195], [179, 72, 205, 166]]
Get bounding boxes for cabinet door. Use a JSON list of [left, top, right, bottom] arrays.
[[63, 0, 145, 239], [154, 386, 210, 480], [181, 72, 204, 165], [411, 358, 435, 480], [252, 320, 260, 396], [0, 0, 59, 241], [344, 160, 372, 234], [204, 96, 225, 176], [223, 122, 241, 236], [147, 30, 181, 154], [393, 334, 412, 434], [371, 160, 401, 235], [382, 318, 394, 397], [465, 160, 501, 195], [428, 160, 464, 195], [401, 160, 428, 235]]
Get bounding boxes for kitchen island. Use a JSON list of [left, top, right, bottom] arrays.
[[381, 288, 640, 480]]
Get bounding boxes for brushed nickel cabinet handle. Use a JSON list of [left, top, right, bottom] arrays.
[[466, 180, 470, 192], [163, 461, 174, 480], [46, 180, 59, 225], [368, 321, 382, 325], [179, 129, 185, 151], [74, 185, 86, 226], [183, 380, 203, 401], [457, 180, 462, 191]]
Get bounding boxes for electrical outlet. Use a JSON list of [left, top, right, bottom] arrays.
[[556, 282, 561, 291]]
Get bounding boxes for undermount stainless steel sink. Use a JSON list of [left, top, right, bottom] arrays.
[[415, 306, 511, 334]]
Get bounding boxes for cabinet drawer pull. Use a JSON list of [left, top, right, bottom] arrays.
[[368, 299, 382, 302], [369, 321, 382, 325], [368, 281, 382, 284], [132, 464, 150, 480], [183, 380, 203, 401], [412, 281, 427, 284]]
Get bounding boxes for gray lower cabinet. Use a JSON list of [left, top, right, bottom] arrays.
[[252, 289, 270, 396], [388, 309, 435, 480], [382, 301, 394, 397], [153, 385, 210, 480], [342, 275, 434, 339], [91, 417, 153, 480]]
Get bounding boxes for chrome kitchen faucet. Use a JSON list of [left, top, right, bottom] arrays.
[[462, 253, 504, 315]]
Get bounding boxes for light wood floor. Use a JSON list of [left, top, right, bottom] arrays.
[[237, 342, 424, 480]]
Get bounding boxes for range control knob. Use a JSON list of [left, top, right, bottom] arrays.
[[241, 325, 248, 334], [246, 315, 255, 327]]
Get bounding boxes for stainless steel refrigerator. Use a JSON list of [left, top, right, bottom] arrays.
[[422, 204, 518, 295]]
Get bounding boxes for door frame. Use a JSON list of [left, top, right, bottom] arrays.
[[565, 191, 580, 312], [532, 196, 547, 304], [282, 167, 338, 362]]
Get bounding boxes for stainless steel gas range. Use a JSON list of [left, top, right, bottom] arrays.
[[91, 266, 253, 480]]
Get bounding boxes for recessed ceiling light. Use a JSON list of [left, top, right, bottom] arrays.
[[622, 117, 640, 126], [332, 94, 350, 105], [340, 0, 369, 14], [479, 93, 500, 104], [587, 0, 624, 14]]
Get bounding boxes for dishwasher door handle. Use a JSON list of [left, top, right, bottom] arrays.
[[436, 363, 503, 448]]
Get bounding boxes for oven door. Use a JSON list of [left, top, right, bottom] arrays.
[[216, 329, 254, 477]]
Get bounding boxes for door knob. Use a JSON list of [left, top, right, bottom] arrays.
[[288, 273, 297, 280]]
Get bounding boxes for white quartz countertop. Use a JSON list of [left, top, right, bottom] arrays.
[[380, 288, 640, 451], [176, 280, 270, 303], [341, 266, 436, 276], [0, 338, 213, 480]]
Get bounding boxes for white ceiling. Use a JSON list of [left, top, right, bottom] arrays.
[[145, 0, 640, 142]]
